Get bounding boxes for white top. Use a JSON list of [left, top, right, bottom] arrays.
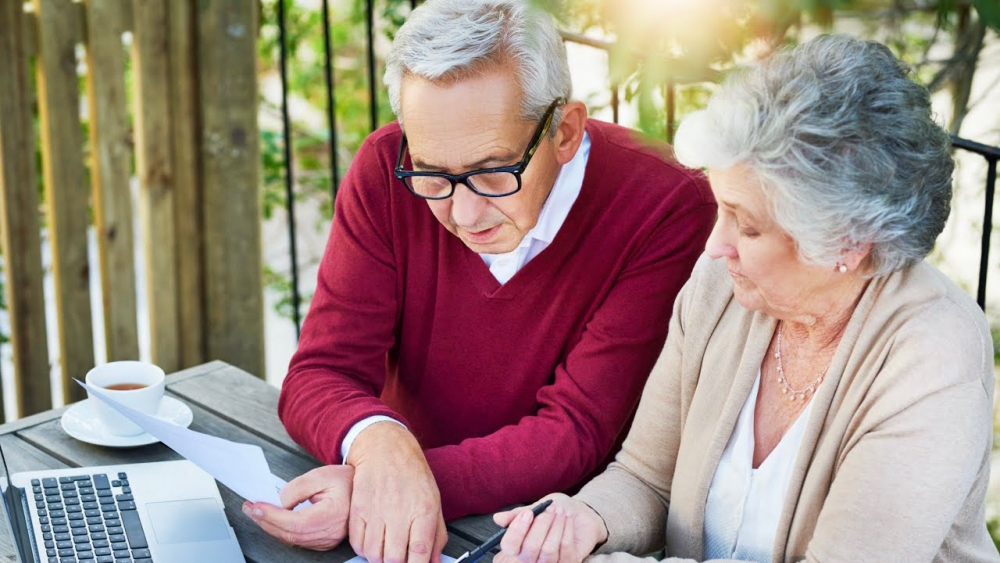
[[339, 132, 592, 461], [702, 370, 815, 563]]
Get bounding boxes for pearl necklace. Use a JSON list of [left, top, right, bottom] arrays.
[[774, 323, 825, 402]]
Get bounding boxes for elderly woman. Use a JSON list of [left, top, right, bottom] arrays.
[[491, 34, 998, 563]]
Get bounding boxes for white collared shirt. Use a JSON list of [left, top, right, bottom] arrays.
[[339, 132, 592, 461], [479, 131, 591, 283], [703, 370, 815, 562]]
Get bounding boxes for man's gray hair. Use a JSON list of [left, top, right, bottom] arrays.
[[384, 0, 572, 130], [675, 34, 954, 277]]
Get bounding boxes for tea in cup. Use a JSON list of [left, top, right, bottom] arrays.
[[84, 361, 165, 436]]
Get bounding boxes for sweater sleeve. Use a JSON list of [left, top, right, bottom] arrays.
[[277, 134, 407, 466], [426, 197, 716, 520]]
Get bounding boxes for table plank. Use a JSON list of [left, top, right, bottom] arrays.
[[0, 362, 495, 561], [168, 363, 308, 457]]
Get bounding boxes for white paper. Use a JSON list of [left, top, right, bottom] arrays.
[[346, 556, 457, 563], [76, 380, 283, 506]]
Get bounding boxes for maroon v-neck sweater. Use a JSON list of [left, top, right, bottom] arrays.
[[279, 119, 716, 519]]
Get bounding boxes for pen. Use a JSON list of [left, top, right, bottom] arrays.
[[453, 499, 554, 563]]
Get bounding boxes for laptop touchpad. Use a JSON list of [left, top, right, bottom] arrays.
[[146, 499, 231, 544]]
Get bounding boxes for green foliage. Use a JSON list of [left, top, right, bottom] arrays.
[[257, 0, 997, 323]]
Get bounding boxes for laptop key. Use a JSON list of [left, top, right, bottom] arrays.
[[62, 483, 76, 490], [106, 527, 123, 535], [86, 509, 101, 517], [57, 541, 73, 549], [111, 542, 128, 551], [93, 540, 109, 548], [82, 495, 97, 503], [109, 535, 126, 543], [114, 494, 132, 502], [32, 478, 41, 486], [45, 532, 54, 540], [67, 506, 83, 513], [95, 548, 112, 556], [119, 510, 147, 549], [43, 478, 58, 488], [112, 550, 130, 558], [68, 513, 84, 521], [96, 558, 113, 563], [87, 517, 103, 525], [58, 547, 75, 555], [117, 473, 127, 480], [93, 475, 110, 490], [117, 501, 136, 511], [89, 525, 105, 533], [55, 533, 71, 541], [130, 549, 150, 559], [98, 490, 113, 498], [59, 477, 74, 484], [84, 503, 100, 510], [77, 553, 94, 560], [35, 493, 44, 501], [112, 481, 121, 488], [54, 526, 69, 534], [121, 487, 131, 494], [91, 532, 108, 540]]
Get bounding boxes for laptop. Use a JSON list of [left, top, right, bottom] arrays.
[[0, 440, 245, 563]]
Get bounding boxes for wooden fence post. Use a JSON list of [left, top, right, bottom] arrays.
[[133, 0, 181, 373], [84, 0, 141, 364], [198, 0, 265, 378], [0, 0, 53, 418], [170, 0, 207, 369], [33, 0, 94, 404]]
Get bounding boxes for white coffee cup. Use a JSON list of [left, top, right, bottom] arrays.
[[84, 361, 166, 436]]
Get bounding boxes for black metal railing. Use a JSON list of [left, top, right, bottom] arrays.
[[273, 1, 999, 339]]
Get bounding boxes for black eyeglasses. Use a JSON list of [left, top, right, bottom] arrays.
[[394, 99, 564, 200]]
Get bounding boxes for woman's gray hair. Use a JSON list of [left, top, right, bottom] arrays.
[[384, 0, 572, 131], [674, 34, 954, 277]]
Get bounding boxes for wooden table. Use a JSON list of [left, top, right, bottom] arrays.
[[0, 361, 500, 562]]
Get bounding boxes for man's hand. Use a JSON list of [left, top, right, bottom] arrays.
[[346, 421, 448, 563], [243, 464, 354, 551]]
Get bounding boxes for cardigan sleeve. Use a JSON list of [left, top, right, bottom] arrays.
[[573, 254, 710, 556], [802, 297, 995, 562], [583, 287, 996, 563]]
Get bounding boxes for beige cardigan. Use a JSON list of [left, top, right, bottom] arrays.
[[576, 255, 998, 562]]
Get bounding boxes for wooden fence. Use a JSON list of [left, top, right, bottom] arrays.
[[0, 0, 265, 421]]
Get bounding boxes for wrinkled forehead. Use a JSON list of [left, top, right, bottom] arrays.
[[399, 71, 532, 171]]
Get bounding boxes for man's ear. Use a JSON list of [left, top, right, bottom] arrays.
[[553, 101, 588, 166]]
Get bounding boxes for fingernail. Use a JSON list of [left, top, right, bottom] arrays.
[[252, 508, 263, 518], [242, 504, 252, 517], [520, 510, 532, 522]]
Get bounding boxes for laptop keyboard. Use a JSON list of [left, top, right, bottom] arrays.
[[30, 472, 152, 563]]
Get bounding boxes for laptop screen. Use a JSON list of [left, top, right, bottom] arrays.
[[0, 440, 28, 563]]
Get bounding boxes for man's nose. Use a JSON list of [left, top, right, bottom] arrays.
[[450, 182, 488, 228]]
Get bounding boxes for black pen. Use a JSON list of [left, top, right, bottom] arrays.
[[453, 499, 554, 563]]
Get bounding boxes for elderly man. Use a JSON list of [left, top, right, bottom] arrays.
[[243, 0, 715, 560]]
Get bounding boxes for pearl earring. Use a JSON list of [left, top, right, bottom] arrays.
[[837, 263, 848, 273]]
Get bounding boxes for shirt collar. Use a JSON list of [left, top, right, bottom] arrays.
[[516, 130, 592, 249]]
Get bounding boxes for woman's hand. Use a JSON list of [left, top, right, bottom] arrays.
[[492, 493, 609, 563]]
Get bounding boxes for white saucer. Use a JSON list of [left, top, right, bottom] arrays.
[[60, 396, 194, 448]]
